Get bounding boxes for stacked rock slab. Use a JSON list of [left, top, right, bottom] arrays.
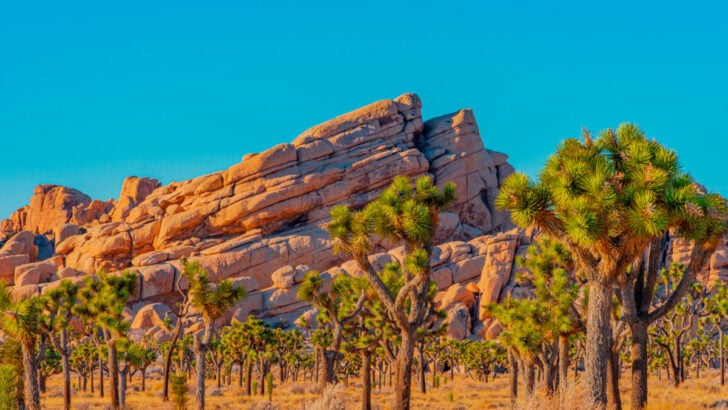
[[1, 93, 521, 335]]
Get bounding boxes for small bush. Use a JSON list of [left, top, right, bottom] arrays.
[[171, 372, 189, 410]]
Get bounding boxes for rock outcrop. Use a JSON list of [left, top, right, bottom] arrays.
[[0, 93, 525, 338], [2, 92, 725, 341]]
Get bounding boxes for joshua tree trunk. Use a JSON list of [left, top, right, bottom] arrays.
[[362, 350, 372, 410], [246, 360, 253, 396], [107, 341, 120, 410], [194, 335, 208, 410], [142, 368, 146, 391], [320, 349, 335, 393], [259, 362, 266, 395], [238, 362, 244, 388], [629, 320, 649, 409], [509, 350, 518, 404], [119, 369, 127, 409], [558, 335, 569, 401], [525, 360, 535, 395], [607, 348, 622, 410], [314, 351, 319, 384], [721, 329, 725, 386], [394, 329, 416, 410], [585, 278, 612, 409], [38, 371, 46, 394], [21, 340, 40, 410], [61, 347, 71, 410], [672, 341, 681, 387], [98, 351, 104, 398], [544, 360, 556, 396], [431, 354, 437, 389], [162, 317, 184, 402], [418, 347, 426, 394]]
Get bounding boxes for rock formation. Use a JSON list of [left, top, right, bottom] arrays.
[[2, 92, 719, 341]]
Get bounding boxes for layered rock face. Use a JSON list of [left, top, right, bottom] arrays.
[[0, 93, 520, 339]]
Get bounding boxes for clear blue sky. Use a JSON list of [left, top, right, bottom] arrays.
[[1, 1, 726, 218]]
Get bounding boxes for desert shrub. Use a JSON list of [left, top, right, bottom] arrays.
[[171, 372, 189, 410]]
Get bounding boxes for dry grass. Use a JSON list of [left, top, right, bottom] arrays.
[[39, 369, 728, 409]]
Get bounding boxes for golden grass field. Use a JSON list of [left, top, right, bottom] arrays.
[[39, 369, 728, 410]]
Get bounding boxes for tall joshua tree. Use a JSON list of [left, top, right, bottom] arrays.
[[182, 259, 245, 410], [496, 124, 728, 408], [40, 279, 80, 410], [328, 175, 455, 410], [75, 271, 139, 410], [0, 283, 42, 410]]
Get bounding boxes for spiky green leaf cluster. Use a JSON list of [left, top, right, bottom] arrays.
[[75, 270, 139, 338], [182, 258, 246, 323], [496, 124, 728, 279], [329, 175, 456, 257], [488, 237, 583, 357]]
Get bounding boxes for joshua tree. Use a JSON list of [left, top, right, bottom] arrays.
[[220, 321, 252, 388], [40, 279, 79, 410], [650, 264, 710, 387], [328, 175, 455, 410], [706, 281, 728, 385], [75, 271, 139, 410], [297, 271, 366, 392], [516, 237, 583, 398], [182, 259, 245, 410], [496, 124, 728, 408], [132, 336, 158, 391], [70, 337, 97, 392], [0, 283, 42, 410], [162, 261, 194, 402]]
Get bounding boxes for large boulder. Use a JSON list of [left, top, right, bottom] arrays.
[[130, 303, 172, 329], [14, 256, 63, 286], [0, 231, 35, 257]]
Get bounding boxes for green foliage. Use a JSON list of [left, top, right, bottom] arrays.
[[70, 338, 97, 377], [0, 338, 22, 410], [329, 175, 455, 256], [171, 371, 189, 410], [0, 364, 18, 410], [461, 340, 505, 381], [266, 372, 273, 401], [181, 259, 246, 324], [40, 346, 62, 376], [706, 281, 728, 322], [487, 238, 582, 359], [496, 124, 728, 279], [75, 270, 139, 338], [0, 282, 43, 345]]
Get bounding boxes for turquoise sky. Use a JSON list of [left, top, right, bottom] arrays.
[[1, 1, 726, 218]]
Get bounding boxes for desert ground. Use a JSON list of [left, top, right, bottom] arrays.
[[39, 369, 728, 410]]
